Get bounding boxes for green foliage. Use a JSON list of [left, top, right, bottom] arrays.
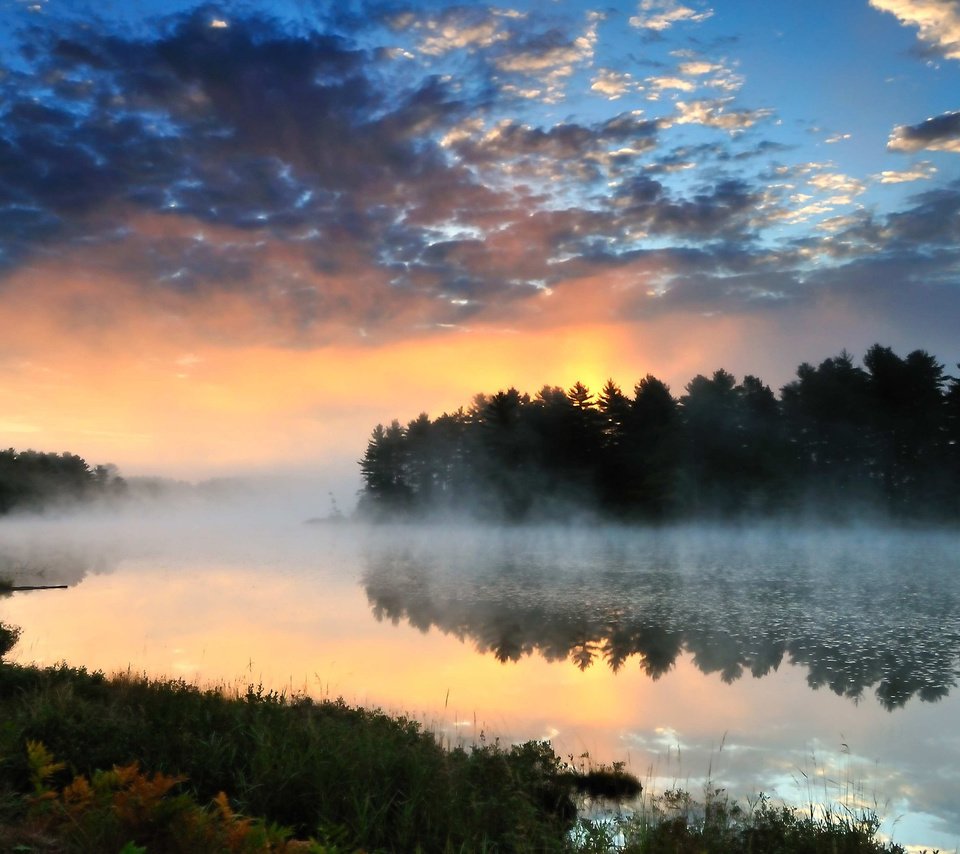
[[0, 664, 915, 853], [0, 664, 577, 852]]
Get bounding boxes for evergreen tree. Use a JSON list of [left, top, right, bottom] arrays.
[[781, 350, 875, 512], [355, 344, 957, 522], [0, 449, 125, 514], [358, 421, 412, 515]]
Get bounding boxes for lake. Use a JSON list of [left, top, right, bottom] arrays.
[[2, 504, 959, 851]]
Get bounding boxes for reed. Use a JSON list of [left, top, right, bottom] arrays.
[[0, 663, 579, 851], [0, 660, 920, 853]]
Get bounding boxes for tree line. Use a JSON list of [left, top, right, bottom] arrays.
[[358, 344, 960, 521], [0, 449, 126, 514]]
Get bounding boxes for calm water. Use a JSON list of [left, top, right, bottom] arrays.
[[2, 506, 959, 850]]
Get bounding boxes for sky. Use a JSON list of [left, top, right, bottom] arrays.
[[1, 0, 959, 482]]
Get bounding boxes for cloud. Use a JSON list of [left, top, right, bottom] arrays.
[[494, 36, 585, 72], [874, 162, 938, 182], [440, 112, 660, 185], [677, 59, 721, 75], [605, 175, 765, 244], [645, 75, 697, 98], [0, 2, 956, 373], [887, 110, 960, 152], [0, 11, 505, 327], [756, 163, 868, 226], [611, 183, 960, 338], [882, 180, 960, 245], [632, 266, 802, 315], [673, 54, 744, 92], [491, 11, 602, 103], [629, 0, 714, 31], [389, 7, 604, 104], [669, 98, 772, 130], [869, 0, 960, 60], [730, 139, 791, 161], [591, 68, 637, 99], [390, 6, 514, 56], [806, 171, 867, 204], [797, 179, 960, 259]]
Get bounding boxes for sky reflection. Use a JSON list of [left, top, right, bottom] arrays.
[[2, 516, 959, 850]]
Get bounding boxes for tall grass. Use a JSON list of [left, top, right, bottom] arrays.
[[0, 660, 922, 853], [0, 663, 578, 851], [574, 786, 915, 854], [566, 732, 944, 854]]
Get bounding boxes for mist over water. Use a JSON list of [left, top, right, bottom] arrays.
[[2, 498, 960, 849], [362, 523, 960, 708]]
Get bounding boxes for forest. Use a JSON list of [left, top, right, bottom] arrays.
[[358, 344, 960, 522], [0, 449, 126, 514]]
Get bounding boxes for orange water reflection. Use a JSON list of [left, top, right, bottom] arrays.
[[2, 521, 960, 851], [4, 558, 868, 755]]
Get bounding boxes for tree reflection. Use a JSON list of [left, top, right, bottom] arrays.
[[362, 534, 960, 710], [0, 543, 117, 589]]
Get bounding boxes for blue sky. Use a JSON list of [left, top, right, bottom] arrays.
[[0, 0, 958, 474]]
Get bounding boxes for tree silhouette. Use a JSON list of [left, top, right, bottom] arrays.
[[863, 345, 947, 514], [679, 369, 742, 513], [358, 421, 412, 516], [595, 379, 633, 512], [356, 344, 959, 523], [0, 449, 126, 514], [780, 350, 875, 514]]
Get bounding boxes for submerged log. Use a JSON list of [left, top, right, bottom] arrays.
[[5, 585, 69, 592]]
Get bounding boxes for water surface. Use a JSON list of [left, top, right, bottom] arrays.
[[2, 510, 959, 850]]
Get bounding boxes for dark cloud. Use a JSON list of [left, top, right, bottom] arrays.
[[0, 11, 474, 292], [888, 110, 960, 152], [612, 175, 761, 239], [730, 139, 792, 160], [0, 4, 957, 347], [644, 267, 802, 313], [884, 181, 960, 244], [630, 182, 960, 331], [0, 8, 664, 329], [800, 251, 960, 347], [445, 113, 659, 181], [810, 180, 960, 256]]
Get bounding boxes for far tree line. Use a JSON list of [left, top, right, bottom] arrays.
[[0, 449, 126, 514], [358, 344, 960, 522]]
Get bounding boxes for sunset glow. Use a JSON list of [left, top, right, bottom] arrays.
[[1, 0, 958, 484]]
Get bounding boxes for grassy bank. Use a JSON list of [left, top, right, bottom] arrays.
[[0, 646, 924, 852], [0, 662, 586, 852]]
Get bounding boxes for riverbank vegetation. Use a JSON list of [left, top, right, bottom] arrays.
[[0, 661, 591, 852], [0, 653, 923, 853], [359, 344, 960, 522], [0, 450, 127, 515]]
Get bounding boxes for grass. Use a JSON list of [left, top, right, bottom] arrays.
[[0, 629, 929, 854], [0, 619, 19, 657], [0, 661, 585, 852], [569, 786, 928, 854]]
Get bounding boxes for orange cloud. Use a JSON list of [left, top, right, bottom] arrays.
[[0, 241, 897, 480]]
